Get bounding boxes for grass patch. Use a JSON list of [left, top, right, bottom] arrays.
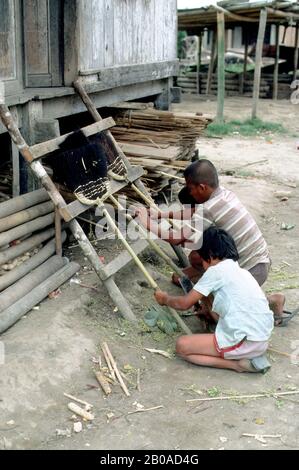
[[206, 118, 287, 138]]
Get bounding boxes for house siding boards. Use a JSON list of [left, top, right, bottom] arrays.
[[77, 0, 177, 72]]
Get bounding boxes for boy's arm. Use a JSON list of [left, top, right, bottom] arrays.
[[137, 210, 194, 246], [155, 289, 204, 311]]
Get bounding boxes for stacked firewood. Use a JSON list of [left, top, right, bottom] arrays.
[[110, 107, 212, 195], [0, 189, 79, 334]]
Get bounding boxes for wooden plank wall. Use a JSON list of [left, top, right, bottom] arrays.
[[78, 0, 177, 72]]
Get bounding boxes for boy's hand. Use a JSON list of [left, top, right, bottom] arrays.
[[155, 290, 168, 306], [136, 207, 149, 227]]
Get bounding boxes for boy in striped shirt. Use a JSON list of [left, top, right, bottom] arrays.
[[136, 159, 288, 326]]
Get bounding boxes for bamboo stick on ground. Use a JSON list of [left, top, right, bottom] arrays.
[[186, 390, 299, 403], [63, 393, 93, 409], [67, 402, 94, 421], [102, 342, 130, 397], [0, 201, 54, 233], [101, 343, 116, 381], [94, 370, 112, 395]]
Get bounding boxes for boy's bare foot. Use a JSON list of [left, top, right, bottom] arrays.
[[236, 359, 258, 373], [236, 356, 271, 373], [268, 293, 286, 326]]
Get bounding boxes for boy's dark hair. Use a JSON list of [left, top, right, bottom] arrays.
[[197, 226, 239, 262], [178, 186, 197, 208], [184, 159, 219, 189]]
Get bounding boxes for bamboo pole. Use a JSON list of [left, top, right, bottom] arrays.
[[252, 8, 268, 119], [0, 256, 67, 312], [101, 204, 192, 335], [0, 212, 55, 248], [0, 262, 80, 334], [0, 227, 55, 266], [273, 23, 280, 100], [0, 188, 49, 219], [217, 11, 225, 123], [0, 234, 66, 292], [0, 200, 54, 233], [109, 194, 185, 279]]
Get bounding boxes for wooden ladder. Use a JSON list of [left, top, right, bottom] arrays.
[[0, 81, 188, 322]]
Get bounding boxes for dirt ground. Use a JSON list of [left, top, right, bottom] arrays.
[[0, 96, 299, 450]]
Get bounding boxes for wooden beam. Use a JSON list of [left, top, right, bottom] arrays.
[[55, 207, 62, 256], [79, 60, 179, 92], [273, 23, 280, 100], [293, 23, 299, 81], [267, 7, 299, 21], [214, 4, 258, 23], [29, 118, 115, 160], [217, 11, 225, 123], [252, 9, 268, 120]]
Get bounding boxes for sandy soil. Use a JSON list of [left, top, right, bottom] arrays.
[[0, 96, 298, 450]]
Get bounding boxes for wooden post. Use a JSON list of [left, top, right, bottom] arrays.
[[55, 207, 62, 256], [240, 27, 249, 94], [293, 23, 299, 82], [11, 142, 20, 197], [273, 23, 280, 100], [217, 11, 225, 123], [252, 8, 268, 120], [197, 32, 202, 94], [206, 29, 217, 94]]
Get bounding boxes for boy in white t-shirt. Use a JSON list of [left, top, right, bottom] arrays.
[[155, 226, 274, 373]]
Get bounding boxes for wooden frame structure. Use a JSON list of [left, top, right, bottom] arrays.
[[178, 1, 299, 121]]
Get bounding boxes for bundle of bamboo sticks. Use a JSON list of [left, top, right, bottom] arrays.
[[110, 107, 212, 195]]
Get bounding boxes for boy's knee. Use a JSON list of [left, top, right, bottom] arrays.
[[189, 250, 202, 268], [176, 335, 190, 357]]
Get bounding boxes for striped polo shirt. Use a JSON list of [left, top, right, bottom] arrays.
[[191, 186, 270, 270]]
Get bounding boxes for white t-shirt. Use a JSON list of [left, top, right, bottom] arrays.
[[193, 259, 273, 349]]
